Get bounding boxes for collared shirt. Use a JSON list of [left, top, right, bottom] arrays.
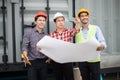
[[82, 24, 107, 48], [49, 28, 77, 42], [22, 27, 47, 60]]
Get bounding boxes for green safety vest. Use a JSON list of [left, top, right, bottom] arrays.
[[75, 24, 100, 62]]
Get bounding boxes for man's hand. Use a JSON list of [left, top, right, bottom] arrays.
[[45, 58, 51, 64], [36, 46, 41, 51], [74, 17, 80, 24], [74, 17, 80, 32], [21, 51, 31, 65], [96, 44, 104, 51]]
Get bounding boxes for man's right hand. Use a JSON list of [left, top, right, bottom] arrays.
[[21, 51, 31, 65], [36, 46, 41, 51]]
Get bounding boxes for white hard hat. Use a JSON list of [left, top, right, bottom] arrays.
[[53, 12, 64, 21]]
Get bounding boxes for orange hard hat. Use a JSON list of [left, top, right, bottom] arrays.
[[77, 8, 90, 17], [34, 11, 47, 21]]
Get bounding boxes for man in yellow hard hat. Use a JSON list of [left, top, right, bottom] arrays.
[[21, 11, 50, 80], [76, 8, 107, 80]]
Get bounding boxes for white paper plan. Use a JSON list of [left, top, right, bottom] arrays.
[[37, 36, 101, 63]]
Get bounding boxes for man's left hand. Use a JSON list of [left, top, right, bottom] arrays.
[[96, 44, 104, 51]]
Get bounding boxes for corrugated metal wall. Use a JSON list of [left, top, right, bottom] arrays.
[[0, 0, 120, 68]]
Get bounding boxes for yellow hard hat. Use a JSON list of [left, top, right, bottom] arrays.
[[77, 8, 90, 17]]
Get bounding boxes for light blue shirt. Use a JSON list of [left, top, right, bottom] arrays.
[[82, 24, 107, 48]]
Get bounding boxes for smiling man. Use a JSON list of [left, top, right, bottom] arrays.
[[76, 8, 107, 80], [22, 11, 49, 80]]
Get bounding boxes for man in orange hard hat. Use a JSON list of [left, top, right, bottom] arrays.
[[76, 8, 107, 80], [21, 11, 50, 80]]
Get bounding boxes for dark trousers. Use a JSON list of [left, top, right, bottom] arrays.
[[79, 62, 100, 80], [53, 62, 74, 80], [27, 59, 47, 80]]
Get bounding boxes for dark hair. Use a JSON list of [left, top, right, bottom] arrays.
[[78, 12, 89, 17], [31, 22, 36, 28], [54, 18, 57, 22], [54, 17, 65, 22]]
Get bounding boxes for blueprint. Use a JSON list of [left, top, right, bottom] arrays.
[[37, 36, 101, 63]]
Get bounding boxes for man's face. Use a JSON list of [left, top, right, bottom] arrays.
[[35, 16, 46, 29], [79, 13, 89, 24], [55, 16, 65, 29]]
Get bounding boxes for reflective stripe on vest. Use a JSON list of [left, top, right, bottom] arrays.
[[75, 25, 100, 62]]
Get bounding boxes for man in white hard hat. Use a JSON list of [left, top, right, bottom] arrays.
[[49, 12, 80, 80]]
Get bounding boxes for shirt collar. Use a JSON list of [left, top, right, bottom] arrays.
[[54, 28, 67, 33], [81, 24, 90, 30], [33, 27, 44, 34]]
